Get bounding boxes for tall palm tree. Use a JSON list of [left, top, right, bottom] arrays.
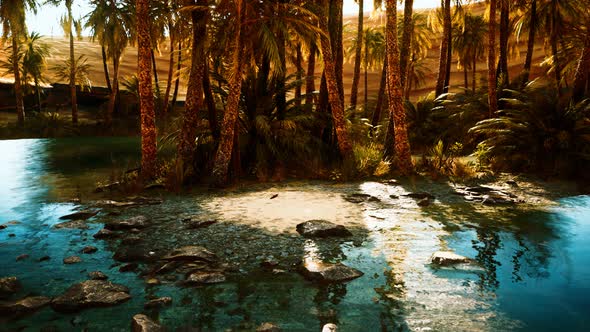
[[349, 0, 363, 109], [45, 0, 79, 124], [0, 0, 37, 126], [318, 0, 352, 158], [137, 0, 157, 179], [211, 0, 245, 184], [22, 31, 49, 111], [435, 0, 451, 97], [488, 0, 498, 117], [85, 0, 133, 126], [399, 0, 414, 92], [385, 0, 412, 174], [453, 13, 487, 91], [496, 0, 510, 88], [178, 0, 208, 170], [514, 0, 538, 82]]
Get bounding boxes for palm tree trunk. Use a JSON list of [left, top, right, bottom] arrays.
[[444, 29, 452, 93], [178, 0, 208, 168], [464, 65, 468, 90], [8, 31, 31, 121], [350, 0, 363, 109], [35, 77, 42, 111], [295, 43, 303, 107], [550, 1, 561, 91], [276, 28, 287, 120], [573, 27, 590, 102], [488, 0, 498, 117], [472, 53, 477, 92], [101, 45, 112, 93], [405, 61, 413, 100], [435, 0, 451, 97], [107, 55, 120, 126], [163, 29, 175, 114], [171, 40, 182, 109], [137, 0, 158, 179], [399, 0, 413, 91], [497, 0, 509, 88], [212, 0, 245, 184], [203, 63, 218, 139], [305, 44, 316, 108], [67, 3, 78, 125], [371, 58, 387, 128], [364, 39, 368, 116], [319, 0, 352, 158], [522, 0, 536, 82], [151, 48, 163, 112], [385, 0, 412, 174]]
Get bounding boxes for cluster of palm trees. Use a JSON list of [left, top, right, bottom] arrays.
[[2, 0, 590, 182]]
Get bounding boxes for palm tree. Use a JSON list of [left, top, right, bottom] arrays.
[[178, 0, 208, 171], [488, 0, 498, 117], [0, 0, 37, 126], [399, 0, 414, 91], [45, 0, 79, 124], [318, 0, 352, 158], [385, 0, 412, 174], [22, 32, 49, 111], [52, 54, 92, 92], [349, 0, 363, 109], [453, 13, 487, 91], [137, 0, 157, 179], [514, 0, 538, 82], [85, 0, 133, 126], [435, 0, 451, 97], [211, 0, 245, 184]]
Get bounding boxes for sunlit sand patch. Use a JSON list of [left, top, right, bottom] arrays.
[[203, 187, 364, 234]]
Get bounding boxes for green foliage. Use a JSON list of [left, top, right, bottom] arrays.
[[52, 54, 92, 91], [352, 142, 390, 178], [24, 112, 76, 137], [469, 80, 590, 175]]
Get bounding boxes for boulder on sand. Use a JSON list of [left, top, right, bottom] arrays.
[[295, 220, 352, 238], [430, 251, 471, 266], [299, 260, 363, 282], [162, 246, 217, 263]]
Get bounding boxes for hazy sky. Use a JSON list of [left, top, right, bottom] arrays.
[[26, 0, 442, 37]]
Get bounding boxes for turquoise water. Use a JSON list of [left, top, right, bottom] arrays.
[[0, 138, 589, 331]]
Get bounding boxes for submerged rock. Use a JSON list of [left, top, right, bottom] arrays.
[[296, 220, 352, 238], [344, 193, 380, 204], [53, 220, 89, 230], [162, 246, 217, 263], [94, 182, 121, 193], [144, 297, 172, 309], [63, 256, 82, 264], [300, 261, 363, 282], [119, 263, 139, 272], [88, 271, 108, 280], [16, 254, 30, 261], [183, 217, 217, 230], [186, 271, 226, 284], [0, 296, 50, 317], [82, 246, 98, 254], [257, 322, 281, 332], [430, 251, 471, 266], [105, 216, 148, 230], [1, 221, 21, 230], [0, 277, 22, 299], [454, 186, 517, 205], [131, 314, 164, 332], [113, 247, 154, 263], [59, 210, 99, 221], [93, 228, 119, 239], [417, 198, 432, 207], [51, 280, 131, 313]]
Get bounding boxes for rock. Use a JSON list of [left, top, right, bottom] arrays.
[[417, 198, 432, 207], [260, 259, 279, 268], [113, 247, 154, 262], [105, 216, 148, 230], [162, 246, 217, 263], [94, 197, 162, 208], [322, 323, 338, 332], [50, 280, 131, 313], [16, 254, 30, 261], [122, 236, 143, 245], [53, 220, 89, 230], [0, 296, 50, 317], [381, 179, 399, 185], [59, 210, 99, 221], [119, 263, 139, 272], [430, 251, 471, 266], [296, 220, 352, 238], [94, 182, 121, 193], [88, 271, 108, 280], [257, 322, 281, 332], [93, 228, 119, 239], [63, 256, 82, 264], [1, 221, 20, 229], [404, 192, 435, 200], [0, 225, 6, 230], [39, 256, 51, 262], [144, 297, 172, 309], [465, 186, 495, 193], [82, 246, 98, 254], [145, 278, 160, 286], [0, 277, 22, 299], [131, 314, 164, 332], [300, 261, 363, 282], [344, 193, 380, 204], [8, 233, 15, 237], [389, 195, 399, 199], [186, 271, 226, 284], [506, 180, 518, 187], [144, 183, 165, 190], [183, 217, 217, 230]]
